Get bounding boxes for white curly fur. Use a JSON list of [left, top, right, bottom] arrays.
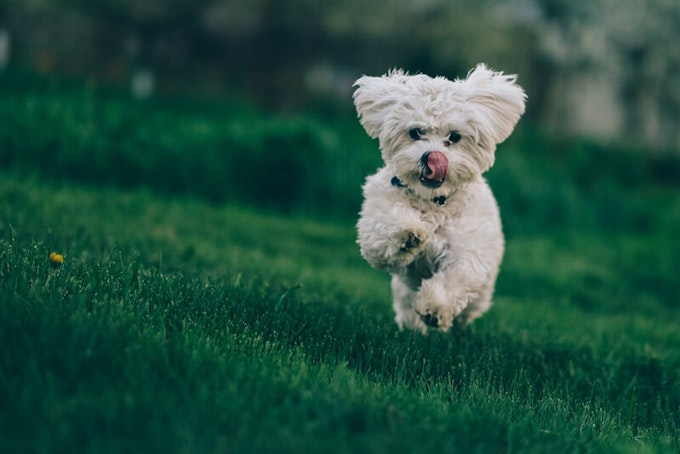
[[354, 64, 526, 333]]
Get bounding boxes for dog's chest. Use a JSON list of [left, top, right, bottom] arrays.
[[419, 209, 448, 228], [416, 202, 462, 238], [403, 209, 451, 285]]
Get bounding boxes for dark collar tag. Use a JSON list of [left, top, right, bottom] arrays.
[[391, 176, 406, 188]]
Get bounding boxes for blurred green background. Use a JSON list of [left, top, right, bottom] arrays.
[[1, 0, 679, 222], [2, 2, 680, 452], [1, 0, 679, 151]]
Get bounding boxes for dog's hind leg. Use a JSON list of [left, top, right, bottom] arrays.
[[391, 275, 428, 334], [457, 278, 496, 326]]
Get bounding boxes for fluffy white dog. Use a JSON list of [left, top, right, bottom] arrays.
[[354, 64, 526, 333]]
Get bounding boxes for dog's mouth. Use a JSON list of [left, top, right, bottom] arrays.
[[419, 151, 448, 188]]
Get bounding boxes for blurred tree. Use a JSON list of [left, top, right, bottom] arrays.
[[533, 0, 680, 149], [601, 0, 680, 149], [0, 3, 9, 70], [70, 0, 214, 84], [1, 0, 678, 150]]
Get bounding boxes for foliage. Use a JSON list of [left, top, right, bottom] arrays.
[[0, 75, 378, 217], [1, 74, 679, 234]]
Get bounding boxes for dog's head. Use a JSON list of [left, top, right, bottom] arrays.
[[353, 64, 526, 199]]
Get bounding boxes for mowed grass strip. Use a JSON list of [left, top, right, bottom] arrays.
[[0, 174, 679, 453]]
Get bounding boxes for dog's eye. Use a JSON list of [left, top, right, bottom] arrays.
[[409, 128, 424, 140], [448, 131, 462, 144]]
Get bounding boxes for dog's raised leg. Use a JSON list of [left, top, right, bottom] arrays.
[[414, 258, 494, 332]]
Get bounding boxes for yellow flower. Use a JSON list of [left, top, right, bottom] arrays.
[[49, 252, 64, 266]]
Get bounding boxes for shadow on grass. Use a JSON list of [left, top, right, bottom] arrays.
[[216, 270, 679, 436]]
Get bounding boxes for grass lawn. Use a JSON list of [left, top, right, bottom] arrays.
[[0, 75, 679, 452], [1, 170, 679, 453]]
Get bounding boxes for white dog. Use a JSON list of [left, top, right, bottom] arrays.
[[354, 64, 526, 333]]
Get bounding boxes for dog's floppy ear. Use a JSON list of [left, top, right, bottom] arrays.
[[464, 64, 527, 146], [353, 70, 411, 139]]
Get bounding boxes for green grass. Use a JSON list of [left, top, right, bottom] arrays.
[[1, 172, 679, 453], [2, 71, 678, 230], [0, 74, 379, 217], [1, 75, 679, 452]]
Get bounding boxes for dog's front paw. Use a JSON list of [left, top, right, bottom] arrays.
[[419, 311, 440, 328], [358, 222, 429, 271], [415, 278, 468, 332], [399, 231, 423, 252], [389, 228, 427, 268], [416, 307, 455, 332]]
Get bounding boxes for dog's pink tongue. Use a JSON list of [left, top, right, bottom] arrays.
[[425, 151, 448, 182]]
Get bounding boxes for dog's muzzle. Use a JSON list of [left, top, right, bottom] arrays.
[[420, 151, 448, 188]]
